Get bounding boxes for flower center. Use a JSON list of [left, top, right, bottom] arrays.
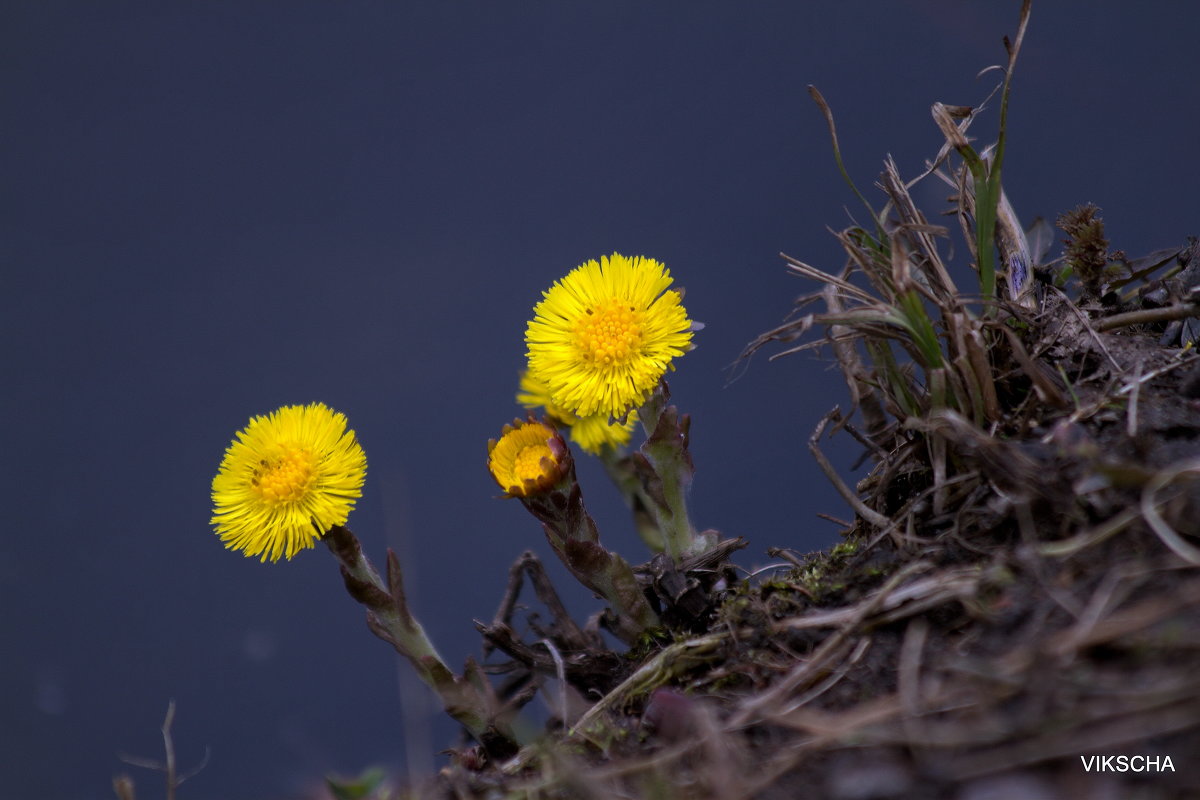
[[250, 446, 317, 505], [572, 298, 643, 367], [513, 443, 555, 484]]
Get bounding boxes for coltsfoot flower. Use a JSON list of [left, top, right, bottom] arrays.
[[487, 418, 568, 497], [525, 253, 693, 419], [211, 403, 367, 562], [517, 370, 637, 455]]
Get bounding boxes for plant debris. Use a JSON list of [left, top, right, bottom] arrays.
[[1057, 204, 1111, 301], [413, 5, 1200, 797]]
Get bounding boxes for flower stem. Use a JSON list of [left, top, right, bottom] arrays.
[[636, 384, 713, 562], [322, 525, 516, 757], [522, 481, 662, 643], [598, 448, 667, 554]]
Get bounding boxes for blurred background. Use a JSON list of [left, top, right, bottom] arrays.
[[4, 2, 1198, 798]]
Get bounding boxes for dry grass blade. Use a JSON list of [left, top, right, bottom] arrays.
[[433, 6, 1200, 797], [880, 156, 956, 302], [808, 409, 890, 528], [807, 84, 883, 245], [1141, 458, 1200, 565], [823, 284, 890, 439], [1094, 302, 1200, 332], [568, 632, 727, 747], [729, 560, 956, 728]]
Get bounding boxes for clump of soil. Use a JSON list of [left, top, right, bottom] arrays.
[[424, 223, 1200, 798], [422, 15, 1200, 788]]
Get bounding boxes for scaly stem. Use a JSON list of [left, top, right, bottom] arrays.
[[521, 477, 661, 643], [598, 447, 666, 554], [636, 385, 713, 562], [323, 525, 515, 755]]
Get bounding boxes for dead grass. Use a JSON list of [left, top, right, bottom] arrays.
[[409, 3, 1200, 797]]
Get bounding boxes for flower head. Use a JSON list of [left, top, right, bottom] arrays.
[[525, 253, 693, 419], [487, 418, 569, 497], [211, 403, 367, 562], [517, 370, 637, 455]]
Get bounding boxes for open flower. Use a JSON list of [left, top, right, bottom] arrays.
[[211, 403, 367, 562], [487, 418, 568, 497], [517, 370, 637, 454], [525, 253, 693, 419]]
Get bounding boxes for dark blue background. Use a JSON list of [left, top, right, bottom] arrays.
[[4, 3, 1197, 798]]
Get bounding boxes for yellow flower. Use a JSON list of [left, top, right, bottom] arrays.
[[569, 413, 637, 454], [487, 419, 568, 497], [211, 403, 367, 562], [517, 370, 637, 454], [525, 253, 693, 419]]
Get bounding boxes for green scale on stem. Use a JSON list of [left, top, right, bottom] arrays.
[[633, 382, 717, 562], [321, 524, 518, 759]]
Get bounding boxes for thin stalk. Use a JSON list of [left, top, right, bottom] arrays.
[[808, 85, 887, 250], [975, 0, 1031, 308], [867, 339, 920, 417], [598, 448, 667, 554], [896, 289, 945, 369], [637, 387, 707, 561], [323, 525, 512, 751]]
